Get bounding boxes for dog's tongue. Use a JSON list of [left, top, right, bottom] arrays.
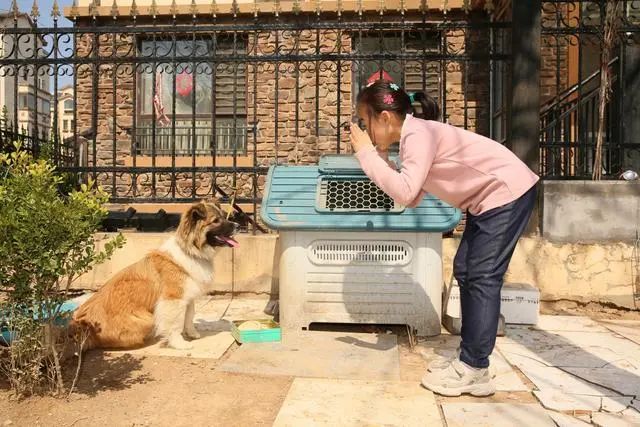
[[219, 236, 239, 248]]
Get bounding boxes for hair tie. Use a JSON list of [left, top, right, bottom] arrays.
[[390, 83, 400, 91], [408, 92, 416, 103], [383, 94, 394, 105]]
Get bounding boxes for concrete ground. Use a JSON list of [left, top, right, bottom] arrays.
[[2, 296, 640, 426]]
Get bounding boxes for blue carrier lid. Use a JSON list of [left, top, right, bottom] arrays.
[[318, 153, 400, 175], [260, 160, 461, 232]]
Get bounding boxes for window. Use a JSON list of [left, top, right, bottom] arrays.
[[41, 99, 51, 113], [19, 94, 35, 110], [63, 120, 69, 132], [64, 99, 74, 112], [137, 38, 247, 156]]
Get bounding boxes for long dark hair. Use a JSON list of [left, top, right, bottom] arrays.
[[356, 80, 440, 122]]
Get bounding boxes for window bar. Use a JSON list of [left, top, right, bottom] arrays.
[[315, 6, 321, 150], [32, 15, 39, 156], [151, 29, 158, 199], [112, 32, 118, 199], [53, 12, 60, 167], [441, 29, 447, 122], [233, 25, 240, 193], [252, 34, 259, 233], [274, 26, 280, 165], [211, 27, 218, 202], [171, 29, 178, 199], [92, 16, 99, 184], [336, 3, 342, 154], [191, 23, 198, 200], [12, 13, 19, 137], [132, 27, 138, 198]]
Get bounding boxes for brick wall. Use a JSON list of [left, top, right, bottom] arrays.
[[73, 16, 486, 211]]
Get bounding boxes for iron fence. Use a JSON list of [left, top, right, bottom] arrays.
[[540, 0, 640, 179], [0, 1, 513, 231]]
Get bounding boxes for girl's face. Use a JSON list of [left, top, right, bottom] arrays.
[[356, 104, 402, 151]]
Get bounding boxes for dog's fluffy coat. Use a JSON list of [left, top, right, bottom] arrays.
[[72, 200, 238, 350]]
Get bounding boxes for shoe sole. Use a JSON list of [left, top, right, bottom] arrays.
[[420, 380, 496, 397]]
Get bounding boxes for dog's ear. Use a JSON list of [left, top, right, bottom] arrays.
[[188, 203, 207, 222]]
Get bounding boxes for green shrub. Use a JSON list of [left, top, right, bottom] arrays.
[[0, 143, 124, 397]]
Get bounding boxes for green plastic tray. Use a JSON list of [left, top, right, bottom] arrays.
[[230, 319, 281, 343]]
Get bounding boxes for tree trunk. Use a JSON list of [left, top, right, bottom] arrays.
[[592, 1, 622, 180]]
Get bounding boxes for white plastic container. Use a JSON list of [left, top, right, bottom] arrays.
[[444, 281, 540, 325], [278, 230, 444, 337]]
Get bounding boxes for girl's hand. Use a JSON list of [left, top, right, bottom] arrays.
[[349, 123, 374, 153]]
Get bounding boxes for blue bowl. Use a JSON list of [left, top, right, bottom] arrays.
[[0, 301, 79, 345]]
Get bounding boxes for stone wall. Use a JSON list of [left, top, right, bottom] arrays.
[[77, 232, 640, 311]]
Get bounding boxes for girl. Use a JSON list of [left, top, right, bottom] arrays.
[[350, 80, 538, 397]]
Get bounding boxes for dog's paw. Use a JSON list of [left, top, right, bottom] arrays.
[[183, 327, 201, 340], [168, 336, 194, 350]]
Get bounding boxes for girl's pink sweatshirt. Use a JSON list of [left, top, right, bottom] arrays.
[[355, 114, 539, 215]]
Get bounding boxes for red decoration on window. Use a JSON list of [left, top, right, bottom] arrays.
[[176, 71, 194, 97]]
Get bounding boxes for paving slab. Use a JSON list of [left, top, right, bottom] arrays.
[[512, 356, 618, 397], [599, 320, 640, 346], [273, 378, 442, 427], [441, 403, 555, 427], [194, 297, 272, 322], [219, 331, 401, 381], [533, 390, 605, 412], [563, 366, 640, 396], [533, 315, 610, 333], [108, 330, 236, 359], [592, 411, 640, 427], [546, 411, 592, 427]]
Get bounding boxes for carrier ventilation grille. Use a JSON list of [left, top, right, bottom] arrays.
[[308, 240, 413, 265], [316, 177, 403, 212]]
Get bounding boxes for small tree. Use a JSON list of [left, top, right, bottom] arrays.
[[0, 143, 124, 397], [592, 1, 623, 180]]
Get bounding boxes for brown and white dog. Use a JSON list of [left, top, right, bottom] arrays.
[[72, 200, 238, 350]]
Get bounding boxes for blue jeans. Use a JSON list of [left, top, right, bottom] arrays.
[[454, 185, 537, 369]]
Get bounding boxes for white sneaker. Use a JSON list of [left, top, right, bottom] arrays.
[[421, 359, 496, 397], [428, 347, 460, 371]]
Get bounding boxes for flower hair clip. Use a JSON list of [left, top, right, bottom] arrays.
[[390, 83, 400, 91], [383, 94, 394, 105]]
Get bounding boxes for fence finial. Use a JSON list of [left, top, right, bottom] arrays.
[[273, 0, 281, 17], [190, 0, 198, 18], [130, 0, 139, 18], [170, 0, 179, 18], [51, 0, 61, 19], [419, 0, 427, 14], [10, 0, 19, 20], [357, 0, 363, 16], [292, 0, 300, 15], [149, 0, 159, 19], [30, 0, 40, 22], [462, 0, 471, 14], [231, 0, 239, 17], [378, 0, 385, 15], [315, 0, 321, 15], [210, 0, 218, 18], [89, 0, 99, 18], [484, 0, 495, 15], [69, 0, 79, 19], [442, 0, 449, 15], [110, 0, 119, 19]]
